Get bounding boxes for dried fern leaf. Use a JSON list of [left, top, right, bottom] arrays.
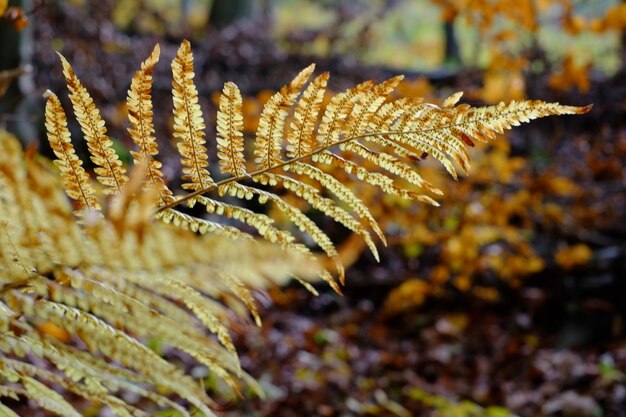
[[157, 207, 246, 238], [344, 75, 404, 139], [74, 265, 239, 370], [317, 79, 376, 148], [219, 273, 262, 326], [273, 173, 379, 261], [442, 91, 464, 108], [1, 130, 325, 414], [2, 353, 155, 417], [220, 181, 344, 288], [312, 147, 431, 201], [58, 54, 128, 195], [216, 182, 340, 291], [8, 293, 217, 416], [127, 44, 173, 204], [189, 195, 302, 248], [49, 274, 241, 392], [254, 64, 315, 169], [22, 376, 82, 417], [217, 81, 247, 177], [284, 161, 386, 244], [370, 100, 459, 179], [44, 90, 101, 215], [287, 72, 329, 158], [398, 104, 473, 173], [172, 39, 215, 191]]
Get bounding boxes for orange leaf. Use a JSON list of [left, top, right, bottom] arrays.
[[554, 243, 593, 270]]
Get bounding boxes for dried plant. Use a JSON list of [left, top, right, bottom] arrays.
[[0, 39, 589, 415]]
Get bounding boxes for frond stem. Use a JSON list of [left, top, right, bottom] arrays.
[[156, 129, 434, 213]]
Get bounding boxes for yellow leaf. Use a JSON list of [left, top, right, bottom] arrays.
[[382, 278, 430, 316], [481, 70, 526, 104], [555, 244, 593, 270]]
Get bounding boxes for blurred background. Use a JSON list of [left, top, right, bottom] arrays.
[[1, 0, 625, 416]]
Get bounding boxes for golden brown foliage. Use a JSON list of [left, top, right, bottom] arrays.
[[48, 40, 589, 291], [5, 39, 588, 415], [0, 130, 315, 416]]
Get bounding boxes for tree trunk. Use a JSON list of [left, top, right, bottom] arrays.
[[443, 20, 461, 66], [208, 0, 260, 28], [0, 0, 37, 141], [0, 0, 23, 119]]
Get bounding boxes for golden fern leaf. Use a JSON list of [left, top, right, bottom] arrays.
[[273, 174, 379, 261], [219, 273, 262, 326], [21, 376, 82, 417], [396, 102, 473, 173], [44, 90, 101, 215], [157, 207, 247, 238], [1, 130, 320, 414], [316, 79, 376, 148], [47, 40, 591, 295], [284, 161, 386, 243], [10, 293, 218, 416], [127, 44, 173, 204], [344, 75, 404, 139], [217, 81, 247, 177], [254, 64, 315, 169], [172, 39, 215, 191], [49, 271, 241, 392], [58, 54, 128, 195], [188, 195, 299, 248], [368, 99, 460, 179], [218, 182, 343, 291], [287, 72, 330, 158]]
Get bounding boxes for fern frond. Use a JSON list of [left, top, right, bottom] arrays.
[[9, 292, 218, 416], [127, 44, 173, 203], [284, 161, 386, 243], [219, 273, 262, 326], [49, 270, 241, 392], [44, 90, 101, 215], [172, 39, 214, 191], [3, 331, 186, 416], [189, 195, 309, 251], [217, 81, 247, 177], [345, 75, 404, 139], [272, 174, 379, 261], [58, 54, 128, 195], [49, 41, 591, 291], [1, 131, 318, 415]]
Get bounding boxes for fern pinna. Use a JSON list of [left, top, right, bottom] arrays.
[[8, 39, 588, 415]]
